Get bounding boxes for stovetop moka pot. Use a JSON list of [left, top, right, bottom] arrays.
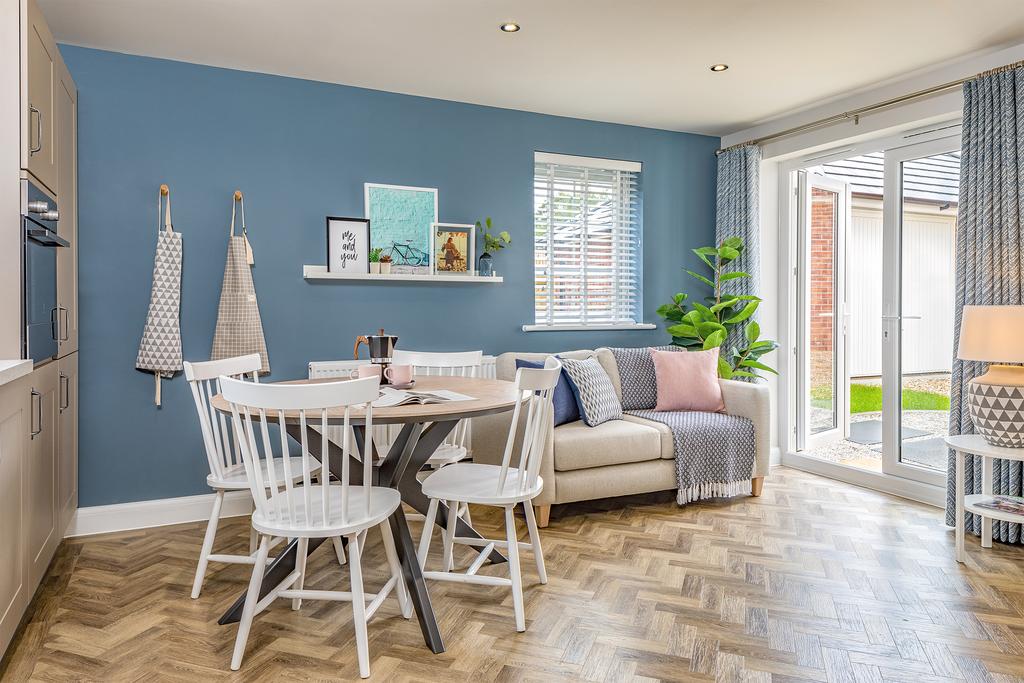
[[354, 329, 398, 366]]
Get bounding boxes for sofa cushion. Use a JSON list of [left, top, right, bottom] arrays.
[[560, 356, 623, 426], [607, 346, 683, 410], [652, 347, 725, 412], [623, 414, 675, 459], [552, 419, 662, 471], [515, 358, 579, 426]]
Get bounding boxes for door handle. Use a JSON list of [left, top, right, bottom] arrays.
[[30, 389, 41, 438], [29, 105, 42, 155], [50, 307, 59, 341], [59, 372, 69, 412], [58, 306, 69, 341]]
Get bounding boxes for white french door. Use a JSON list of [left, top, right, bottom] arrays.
[[796, 172, 851, 450], [880, 136, 959, 487]]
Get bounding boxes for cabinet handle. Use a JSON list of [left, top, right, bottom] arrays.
[[29, 105, 42, 155], [30, 389, 41, 438], [59, 306, 69, 341], [50, 307, 58, 341], [59, 373, 69, 412]]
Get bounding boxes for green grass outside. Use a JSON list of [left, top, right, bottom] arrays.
[[811, 383, 950, 413]]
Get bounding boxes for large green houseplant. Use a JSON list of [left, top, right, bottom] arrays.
[[656, 237, 779, 379]]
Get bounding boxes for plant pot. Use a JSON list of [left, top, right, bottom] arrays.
[[380, 262, 392, 275], [369, 262, 381, 274], [478, 252, 494, 277]]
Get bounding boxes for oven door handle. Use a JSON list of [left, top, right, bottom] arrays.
[[26, 227, 70, 248]]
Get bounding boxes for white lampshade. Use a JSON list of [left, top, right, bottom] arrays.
[[957, 305, 1024, 362]]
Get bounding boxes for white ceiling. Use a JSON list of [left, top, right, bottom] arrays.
[[38, 0, 1024, 136]]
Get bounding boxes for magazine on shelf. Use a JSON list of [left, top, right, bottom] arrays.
[[972, 495, 1024, 516], [373, 387, 474, 408]]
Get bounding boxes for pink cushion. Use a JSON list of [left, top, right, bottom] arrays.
[[651, 347, 725, 412]]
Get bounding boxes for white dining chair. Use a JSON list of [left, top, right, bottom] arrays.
[[416, 357, 560, 632], [184, 354, 320, 599], [308, 360, 393, 467], [221, 374, 411, 677], [391, 349, 483, 467]]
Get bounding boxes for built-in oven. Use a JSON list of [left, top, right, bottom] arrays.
[[22, 179, 68, 365]]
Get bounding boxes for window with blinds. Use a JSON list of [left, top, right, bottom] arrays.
[[532, 152, 643, 329]]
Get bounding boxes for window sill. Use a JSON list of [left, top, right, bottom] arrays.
[[521, 323, 657, 332]]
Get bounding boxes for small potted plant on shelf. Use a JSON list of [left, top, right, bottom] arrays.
[[475, 217, 511, 277], [369, 247, 383, 274], [379, 253, 393, 275]]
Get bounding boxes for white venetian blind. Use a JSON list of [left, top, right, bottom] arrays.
[[533, 152, 642, 328]]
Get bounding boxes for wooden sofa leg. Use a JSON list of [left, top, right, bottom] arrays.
[[751, 477, 764, 497], [534, 505, 551, 528]]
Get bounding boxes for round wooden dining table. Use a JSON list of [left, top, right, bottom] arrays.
[[210, 375, 522, 655]]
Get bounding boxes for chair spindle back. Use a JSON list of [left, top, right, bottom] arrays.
[[496, 357, 561, 495], [184, 354, 262, 483], [221, 375, 379, 528], [391, 350, 483, 451]]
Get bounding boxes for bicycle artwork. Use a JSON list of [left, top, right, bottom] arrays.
[[364, 182, 438, 274]]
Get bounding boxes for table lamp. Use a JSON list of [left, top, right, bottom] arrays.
[[958, 305, 1024, 447]]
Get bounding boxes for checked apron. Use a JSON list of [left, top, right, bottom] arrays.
[[211, 192, 270, 373]]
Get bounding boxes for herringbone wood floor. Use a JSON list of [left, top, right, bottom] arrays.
[[3, 467, 1024, 682]]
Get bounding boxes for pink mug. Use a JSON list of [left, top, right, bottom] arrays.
[[348, 364, 382, 380], [384, 364, 413, 385]]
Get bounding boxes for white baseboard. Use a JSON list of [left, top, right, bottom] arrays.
[[66, 491, 254, 538], [770, 446, 782, 466]]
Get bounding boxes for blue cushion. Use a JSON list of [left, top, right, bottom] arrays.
[[515, 359, 580, 427]]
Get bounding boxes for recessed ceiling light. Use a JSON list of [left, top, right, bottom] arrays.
[[710, 63, 729, 72], [500, 22, 521, 33]]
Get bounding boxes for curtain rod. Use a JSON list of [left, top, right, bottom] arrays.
[[715, 59, 1024, 155]]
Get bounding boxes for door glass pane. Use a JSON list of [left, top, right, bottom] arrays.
[[809, 187, 839, 434], [899, 151, 959, 470]]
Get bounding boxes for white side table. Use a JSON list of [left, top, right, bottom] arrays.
[[946, 434, 1024, 563]]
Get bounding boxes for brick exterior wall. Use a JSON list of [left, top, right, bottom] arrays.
[[810, 188, 836, 404]]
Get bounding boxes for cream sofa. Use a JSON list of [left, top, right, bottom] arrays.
[[471, 348, 771, 527]]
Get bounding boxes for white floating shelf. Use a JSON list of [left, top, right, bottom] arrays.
[[303, 264, 503, 283]]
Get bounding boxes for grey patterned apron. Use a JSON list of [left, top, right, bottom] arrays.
[[136, 189, 183, 405], [211, 193, 270, 373]]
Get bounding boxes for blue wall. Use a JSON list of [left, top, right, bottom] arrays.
[[61, 46, 719, 506]]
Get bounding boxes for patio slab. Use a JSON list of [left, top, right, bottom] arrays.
[[847, 419, 929, 445]]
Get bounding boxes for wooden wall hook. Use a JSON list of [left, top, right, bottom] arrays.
[[234, 190, 243, 201], [159, 183, 169, 196]]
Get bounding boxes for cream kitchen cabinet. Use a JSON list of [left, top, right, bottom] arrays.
[[0, 374, 31, 657], [55, 57, 77, 355], [23, 0, 58, 194], [0, 359, 75, 657], [26, 361, 58, 591], [57, 353, 77, 532]]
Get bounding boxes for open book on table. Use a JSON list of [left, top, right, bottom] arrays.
[[373, 387, 475, 408]]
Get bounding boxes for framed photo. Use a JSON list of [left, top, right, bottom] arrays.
[[364, 183, 438, 274], [431, 223, 475, 275], [326, 216, 370, 274]]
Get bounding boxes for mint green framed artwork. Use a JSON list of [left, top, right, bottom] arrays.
[[364, 183, 438, 274]]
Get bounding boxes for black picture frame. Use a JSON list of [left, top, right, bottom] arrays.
[[326, 216, 371, 274]]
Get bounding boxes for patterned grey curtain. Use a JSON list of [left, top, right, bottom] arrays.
[[716, 145, 761, 353], [716, 145, 761, 296], [945, 65, 1024, 541]]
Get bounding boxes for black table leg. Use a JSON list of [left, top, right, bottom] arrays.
[[377, 421, 506, 564]]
